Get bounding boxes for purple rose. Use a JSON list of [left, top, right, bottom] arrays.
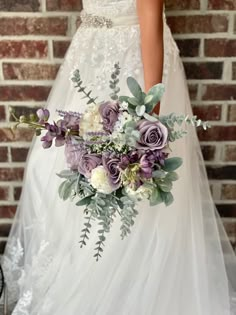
[[77, 151, 102, 178], [136, 119, 168, 151], [103, 154, 121, 188], [37, 108, 50, 124], [99, 101, 120, 133]]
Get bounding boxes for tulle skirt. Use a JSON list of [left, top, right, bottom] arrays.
[[3, 22, 236, 315]]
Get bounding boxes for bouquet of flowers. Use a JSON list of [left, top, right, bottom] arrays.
[[11, 63, 210, 260]]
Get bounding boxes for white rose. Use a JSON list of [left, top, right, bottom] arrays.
[[90, 166, 114, 194], [79, 105, 104, 138], [126, 185, 153, 201]]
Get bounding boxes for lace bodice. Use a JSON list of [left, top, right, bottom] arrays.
[[82, 0, 136, 17]]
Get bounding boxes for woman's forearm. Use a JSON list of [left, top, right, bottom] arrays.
[[137, 0, 164, 95]]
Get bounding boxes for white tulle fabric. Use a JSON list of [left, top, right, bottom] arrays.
[[3, 1, 236, 314]]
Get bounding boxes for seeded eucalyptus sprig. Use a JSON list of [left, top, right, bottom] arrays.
[[157, 113, 211, 142], [71, 69, 98, 105], [109, 63, 121, 100]]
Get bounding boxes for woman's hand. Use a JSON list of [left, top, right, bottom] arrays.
[[137, 0, 164, 115]]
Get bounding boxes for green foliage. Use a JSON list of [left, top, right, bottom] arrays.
[[109, 63, 121, 101], [119, 195, 139, 239], [162, 157, 183, 172], [71, 69, 98, 105]]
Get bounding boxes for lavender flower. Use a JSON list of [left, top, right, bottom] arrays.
[[140, 153, 154, 179], [99, 101, 120, 133], [41, 122, 67, 148], [36, 108, 50, 124], [136, 119, 168, 151]]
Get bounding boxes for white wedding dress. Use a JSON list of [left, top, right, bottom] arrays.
[[3, 1, 236, 314]]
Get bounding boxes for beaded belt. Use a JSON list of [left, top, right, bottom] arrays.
[[80, 11, 139, 29]]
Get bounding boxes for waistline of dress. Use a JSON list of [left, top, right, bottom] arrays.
[[80, 11, 139, 29]]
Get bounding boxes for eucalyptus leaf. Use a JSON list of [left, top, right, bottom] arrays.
[[76, 195, 94, 206]]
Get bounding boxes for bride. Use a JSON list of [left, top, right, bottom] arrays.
[[3, 0, 236, 314]]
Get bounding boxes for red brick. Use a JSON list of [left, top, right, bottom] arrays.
[[217, 204, 236, 218], [207, 166, 236, 180], [0, 224, 11, 237], [0, 105, 6, 121], [205, 39, 236, 57], [223, 220, 236, 239], [193, 105, 221, 121], [46, 0, 82, 11], [11, 147, 29, 162], [201, 145, 216, 161], [3, 63, 60, 80], [165, 0, 200, 10], [0, 86, 51, 102], [53, 40, 71, 58], [175, 39, 200, 57], [167, 15, 228, 34], [0, 147, 8, 162], [198, 126, 236, 141], [14, 187, 22, 201], [0, 205, 17, 218], [184, 62, 223, 80], [202, 84, 236, 101], [0, 241, 6, 255], [0, 168, 24, 181], [233, 62, 236, 80], [0, 17, 68, 36], [188, 84, 198, 101], [208, 0, 236, 10], [0, 0, 40, 12], [224, 145, 236, 161], [0, 40, 48, 59], [0, 186, 9, 201], [222, 184, 236, 200], [0, 128, 34, 142], [227, 105, 236, 122]]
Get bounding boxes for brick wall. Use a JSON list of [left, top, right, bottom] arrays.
[[0, 0, 235, 253]]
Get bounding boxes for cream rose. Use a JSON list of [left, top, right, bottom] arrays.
[[79, 105, 104, 138], [90, 166, 114, 194]]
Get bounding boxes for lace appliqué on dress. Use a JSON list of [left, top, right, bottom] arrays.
[[62, 20, 179, 96], [3, 236, 54, 314]]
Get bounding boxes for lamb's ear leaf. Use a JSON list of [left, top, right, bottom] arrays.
[[145, 83, 165, 112], [162, 157, 183, 172], [127, 77, 143, 101], [135, 105, 146, 117], [150, 188, 163, 206], [161, 191, 174, 206]]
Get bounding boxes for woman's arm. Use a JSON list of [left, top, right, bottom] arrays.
[[136, 0, 164, 114]]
